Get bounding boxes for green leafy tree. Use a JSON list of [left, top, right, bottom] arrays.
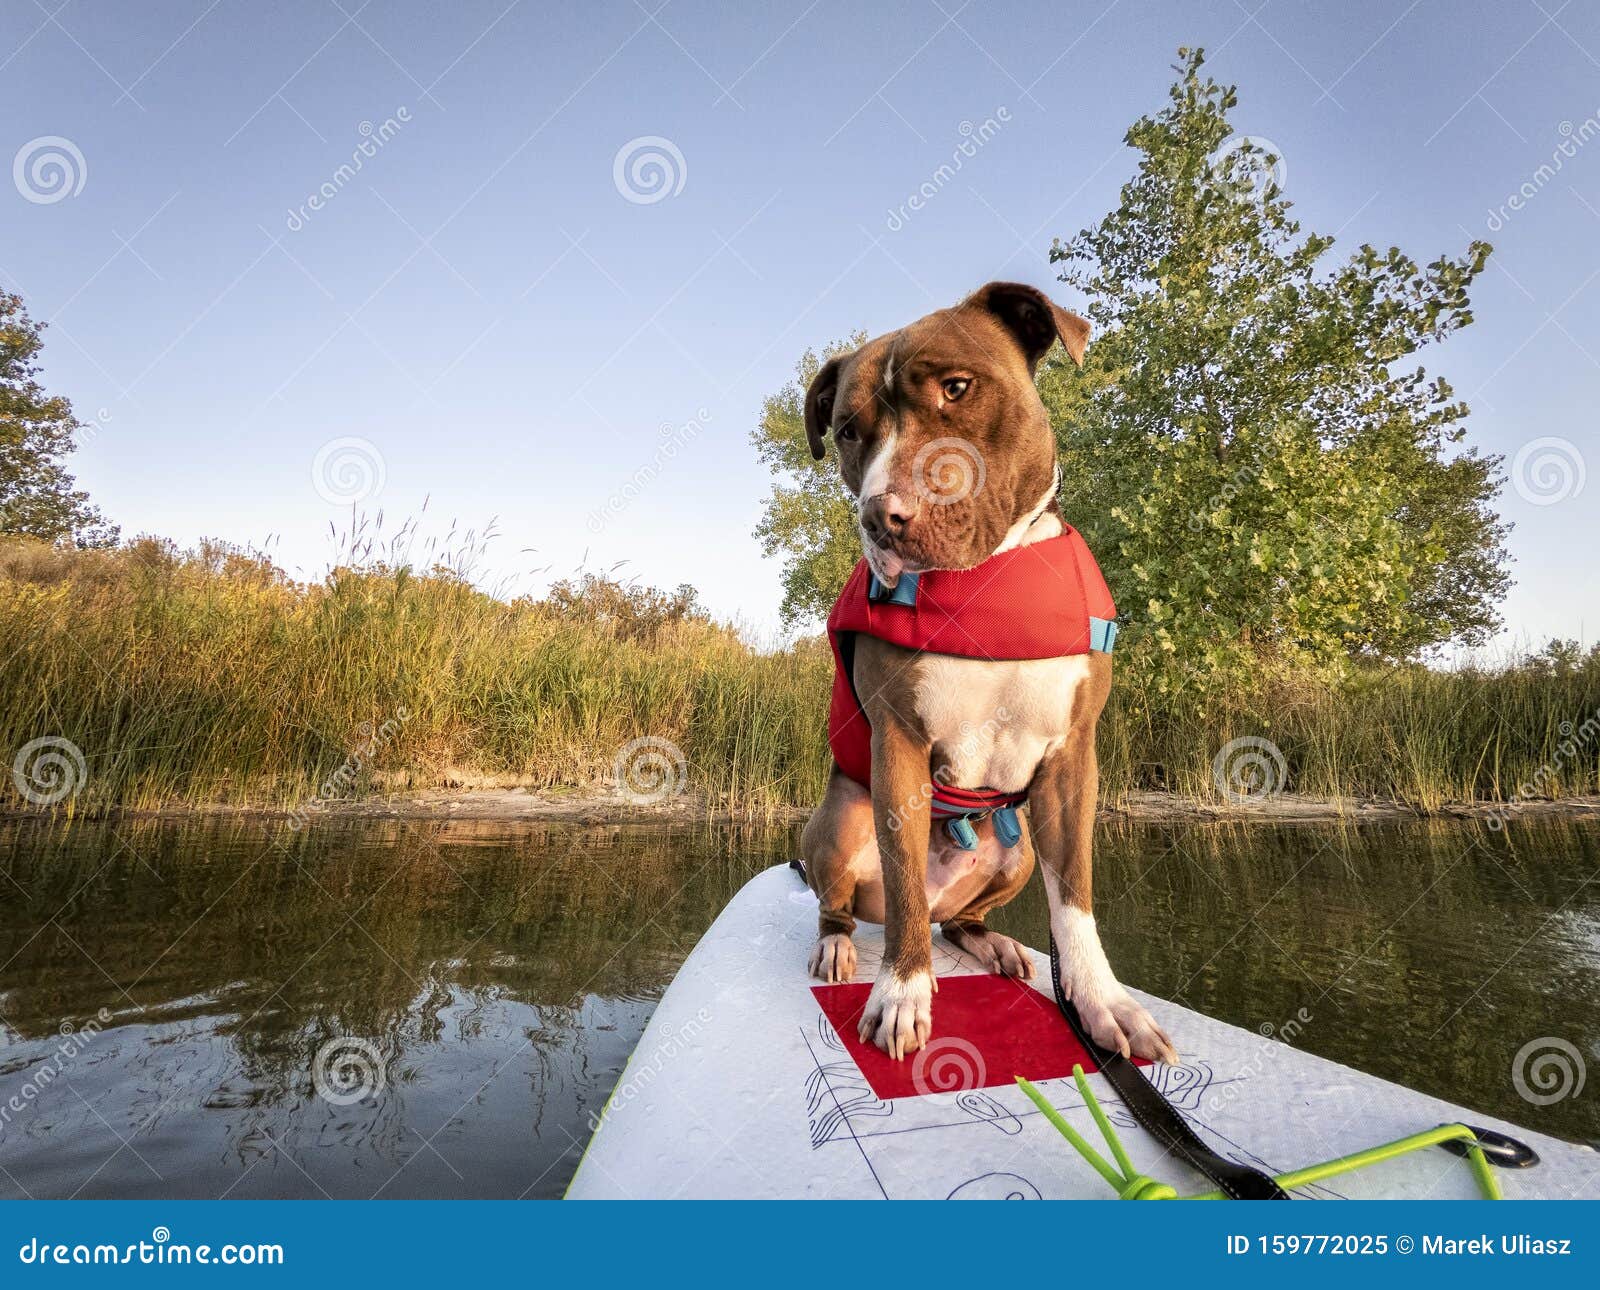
[[751, 335, 865, 627], [1, 291, 117, 547], [1039, 48, 1509, 697]]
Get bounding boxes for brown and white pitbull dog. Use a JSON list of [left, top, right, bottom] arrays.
[[797, 280, 1178, 1067]]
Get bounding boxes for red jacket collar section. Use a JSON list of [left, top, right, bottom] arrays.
[[826, 528, 1114, 662], [824, 529, 1115, 794]]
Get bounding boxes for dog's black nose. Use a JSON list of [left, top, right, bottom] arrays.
[[861, 491, 918, 542]]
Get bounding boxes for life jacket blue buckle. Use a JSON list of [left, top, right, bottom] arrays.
[[942, 809, 1022, 850], [993, 807, 1022, 847], [867, 571, 920, 607], [1089, 615, 1118, 653]]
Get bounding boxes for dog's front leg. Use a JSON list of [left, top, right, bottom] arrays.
[[857, 714, 935, 1060], [1030, 728, 1178, 1065]]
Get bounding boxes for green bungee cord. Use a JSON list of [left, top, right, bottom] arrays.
[[1015, 1067, 1503, 1200]]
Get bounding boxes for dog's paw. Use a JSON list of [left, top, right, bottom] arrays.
[[1073, 990, 1179, 1065], [943, 925, 1036, 980], [1053, 906, 1178, 1064], [856, 969, 933, 1060], [808, 933, 857, 983]]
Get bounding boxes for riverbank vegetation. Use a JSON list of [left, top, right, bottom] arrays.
[[0, 536, 825, 817], [1, 536, 1596, 819]]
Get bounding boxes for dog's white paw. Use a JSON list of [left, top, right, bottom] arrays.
[[808, 933, 857, 984], [1054, 907, 1179, 1064], [856, 968, 933, 1060], [1073, 990, 1179, 1064]]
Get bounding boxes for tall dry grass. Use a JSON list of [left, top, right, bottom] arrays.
[[1098, 645, 1600, 812], [1, 536, 1596, 817], [0, 537, 829, 817]]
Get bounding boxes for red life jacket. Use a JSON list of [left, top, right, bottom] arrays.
[[825, 527, 1116, 822]]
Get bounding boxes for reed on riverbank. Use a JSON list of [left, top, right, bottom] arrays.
[[1, 537, 1597, 819]]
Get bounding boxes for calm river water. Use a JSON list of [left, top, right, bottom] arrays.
[[1, 813, 1595, 1197]]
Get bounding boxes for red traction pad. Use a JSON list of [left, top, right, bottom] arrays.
[[812, 974, 1149, 1100]]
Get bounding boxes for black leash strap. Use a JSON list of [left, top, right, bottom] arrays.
[[1047, 931, 1290, 1200]]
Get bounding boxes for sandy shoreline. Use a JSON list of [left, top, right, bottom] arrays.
[[9, 786, 1600, 828]]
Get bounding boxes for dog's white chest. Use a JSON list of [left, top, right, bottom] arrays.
[[913, 653, 1091, 794]]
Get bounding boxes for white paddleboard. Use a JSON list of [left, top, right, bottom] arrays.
[[567, 865, 1597, 1199]]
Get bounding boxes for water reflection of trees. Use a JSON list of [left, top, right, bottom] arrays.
[[3, 813, 1595, 1148], [0, 815, 789, 1109]]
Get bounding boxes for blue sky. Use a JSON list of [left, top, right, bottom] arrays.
[[3, 0, 1596, 650]]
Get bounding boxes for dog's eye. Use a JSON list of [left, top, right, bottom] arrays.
[[835, 422, 858, 443], [941, 377, 970, 402]]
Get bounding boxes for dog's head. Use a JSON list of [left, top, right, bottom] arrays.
[[804, 281, 1088, 586]]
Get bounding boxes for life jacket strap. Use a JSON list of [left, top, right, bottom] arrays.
[[932, 783, 1026, 813], [867, 573, 1118, 653]]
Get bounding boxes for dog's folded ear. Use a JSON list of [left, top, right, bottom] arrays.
[[804, 354, 848, 460], [967, 281, 1091, 372]]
